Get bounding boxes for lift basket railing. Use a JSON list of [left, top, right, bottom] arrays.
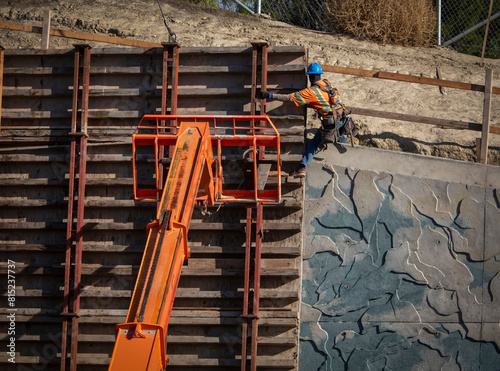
[[132, 114, 281, 203]]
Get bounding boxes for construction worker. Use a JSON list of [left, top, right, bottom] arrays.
[[258, 62, 348, 178]]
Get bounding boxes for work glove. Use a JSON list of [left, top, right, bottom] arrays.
[[258, 91, 270, 99]]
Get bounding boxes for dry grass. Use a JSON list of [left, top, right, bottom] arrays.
[[325, 0, 436, 46]]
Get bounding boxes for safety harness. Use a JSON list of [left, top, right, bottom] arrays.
[[313, 80, 357, 148], [313, 79, 346, 121]]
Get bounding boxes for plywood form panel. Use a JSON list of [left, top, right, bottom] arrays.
[[0, 45, 306, 370]]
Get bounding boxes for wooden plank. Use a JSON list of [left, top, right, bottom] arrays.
[[349, 106, 500, 134], [164, 355, 295, 368], [1, 110, 71, 119], [321, 64, 500, 94], [480, 68, 493, 164], [0, 199, 66, 207], [181, 267, 299, 277], [173, 289, 298, 299], [2, 88, 71, 96], [0, 243, 64, 251], [169, 309, 297, 319], [0, 20, 162, 48], [90, 66, 162, 74], [189, 222, 301, 231], [0, 263, 297, 277], [0, 178, 67, 186], [188, 245, 300, 256], [107, 334, 295, 346], [3, 66, 74, 75]]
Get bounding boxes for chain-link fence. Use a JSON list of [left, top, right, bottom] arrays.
[[439, 0, 500, 59], [221, 0, 500, 59]]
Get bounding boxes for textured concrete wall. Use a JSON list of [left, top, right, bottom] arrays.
[[299, 145, 500, 370]]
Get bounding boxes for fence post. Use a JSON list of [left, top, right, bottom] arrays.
[[438, 0, 442, 45], [480, 68, 493, 164], [480, 0, 494, 66], [41, 9, 51, 49]]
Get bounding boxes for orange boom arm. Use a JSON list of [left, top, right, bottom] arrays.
[[109, 115, 281, 370], [109, 122, 215, 370]]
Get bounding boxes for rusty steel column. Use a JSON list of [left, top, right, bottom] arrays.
[[70, 133, 87, 371], [60, 136, 76, 371], [241, 207, 253, 371], [159, 42, 180, 207], [240, 202, 264, 370], [60, 45, 82, 371], [161, 42, 180, 116], [0, 46, 4, 134], [250, 42, 268, 160], [250, 202, 263, 371], [60, 44, 91, 371]]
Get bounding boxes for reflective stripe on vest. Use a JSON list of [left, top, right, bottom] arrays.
[[310, 86, 332, 114]]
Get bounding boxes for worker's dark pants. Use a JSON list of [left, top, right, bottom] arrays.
[[300, 117, 348, 167]]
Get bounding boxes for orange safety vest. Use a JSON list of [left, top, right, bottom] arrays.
[[290, 79, 345, 119]]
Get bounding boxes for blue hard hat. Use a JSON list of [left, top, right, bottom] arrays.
[[306, 63, 323, 75]]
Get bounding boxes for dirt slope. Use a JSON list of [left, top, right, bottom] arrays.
[[1, 0, 499, 164]]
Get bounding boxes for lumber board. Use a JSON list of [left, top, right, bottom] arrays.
[[0, 263, 299, 277], [321, 64, 500, 94], [1, 87, 71, 96], [0, 178, 67, 186], [349, 106, 500, 134], [3, 66, 74, 74], [0, 20, 162, 48], [0, 152, 304, 163], [0, 243, 65, 251], [189, 245, 300, 256]]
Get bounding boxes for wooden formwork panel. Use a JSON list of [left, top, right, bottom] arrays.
[[0, 45, 307, 370]]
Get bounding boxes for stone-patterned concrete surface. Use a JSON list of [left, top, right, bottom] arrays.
[[300, 146, 500, 370]]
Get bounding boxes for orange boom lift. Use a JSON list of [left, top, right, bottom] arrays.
[[109, 114, 281, 370]]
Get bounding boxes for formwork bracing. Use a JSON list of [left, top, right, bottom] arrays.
[[0, 44, 307, 370]]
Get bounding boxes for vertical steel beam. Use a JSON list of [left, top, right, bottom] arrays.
[[250, 202, 263, 371], [241, 207, 253, 370], [0, 46, 4, 134], [80, 46, 91, 135], [70, 135, 87, 371], [250, 41, 269, 116], [159, 42, 180, 207], [259, 44, 268, 116], [61, 44, 91, 371], [61, 45, 82, 371], [70, 45, 91, 371], [160, 42, 179, 116], [250, 42, 269, 160], [170, 43, 179, 116], [250, 46, 258, 116], [69, 47, 81, 134], [60, 137, 76, 371]]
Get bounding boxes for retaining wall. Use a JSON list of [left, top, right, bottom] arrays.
[[300, 145, 500, 370]]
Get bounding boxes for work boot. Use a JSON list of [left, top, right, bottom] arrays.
[[291, 165, 306, 178]]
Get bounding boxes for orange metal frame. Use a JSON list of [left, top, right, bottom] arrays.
[[132, 114, 281, 204], [109, 115, 280, 370]]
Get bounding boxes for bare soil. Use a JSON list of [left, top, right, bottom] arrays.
[[1, 0, 499, 165]]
